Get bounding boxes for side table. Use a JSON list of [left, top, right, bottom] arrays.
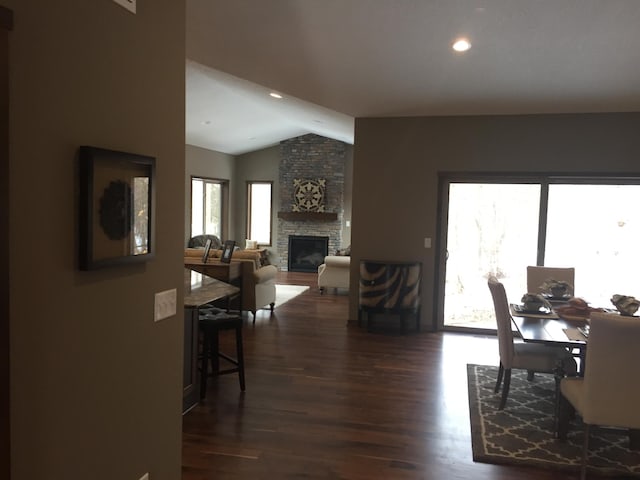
[[358, 260, 422, 332]]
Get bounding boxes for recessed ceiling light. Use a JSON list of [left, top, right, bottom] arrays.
[[270, 92, 283, 99], [452, 38, 471, 52]]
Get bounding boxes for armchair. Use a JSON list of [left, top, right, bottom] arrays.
[[317, 255, 350, 293], [188, 234, 222, 249]]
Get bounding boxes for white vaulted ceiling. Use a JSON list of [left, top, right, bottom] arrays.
[[186, 0, 640, 155]]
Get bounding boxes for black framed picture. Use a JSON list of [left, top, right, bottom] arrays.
[[201, 238, 212, 263], [79, 146, 156, 270], [220, 240, 236, 263]]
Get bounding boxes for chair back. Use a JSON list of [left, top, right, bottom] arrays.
[[487, 276, 515, 368], [581, 312, 640, 428], [526, 266, 575, 295], [188, 234, 221, 249]]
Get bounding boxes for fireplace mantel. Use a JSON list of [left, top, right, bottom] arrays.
[[278, 211, 338, 222]]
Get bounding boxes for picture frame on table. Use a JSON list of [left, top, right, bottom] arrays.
[[201, 238, 212, 263], [78, 146, 156, 270], [220, 240, 236, 263]]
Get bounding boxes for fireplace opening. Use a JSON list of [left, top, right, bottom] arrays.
[[288, 235, 329, 272]]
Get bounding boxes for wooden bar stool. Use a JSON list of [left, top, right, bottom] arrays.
[[198, 307, 245, 398]]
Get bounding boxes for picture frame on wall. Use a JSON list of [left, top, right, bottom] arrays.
[[220, 240, 236, 263], [78, 146, 156, 270]]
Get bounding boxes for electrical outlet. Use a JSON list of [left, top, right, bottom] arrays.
[[424, 237, 432, 249], [154, 289, 177, 322]]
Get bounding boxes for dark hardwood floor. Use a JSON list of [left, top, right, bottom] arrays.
[[182, 271, 570, 479]]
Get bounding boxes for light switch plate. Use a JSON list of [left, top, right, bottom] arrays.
[[424, 237, 432, 249], [113, 0, 136, 14], [154, 289, 177, 322]]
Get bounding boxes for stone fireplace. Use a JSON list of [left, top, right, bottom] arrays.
[[277, 134, 347, 271]]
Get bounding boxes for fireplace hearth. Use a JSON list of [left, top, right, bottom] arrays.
[[288, 235, 329, 272]]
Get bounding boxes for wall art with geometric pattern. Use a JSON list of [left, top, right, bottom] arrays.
[[292, 178, 326, 212]]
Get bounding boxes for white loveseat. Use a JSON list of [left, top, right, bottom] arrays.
[[317, 255, 350, 293]]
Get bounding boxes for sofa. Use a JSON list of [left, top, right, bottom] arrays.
[[185, 247, 278, 319], [317, 255, 350, 293]]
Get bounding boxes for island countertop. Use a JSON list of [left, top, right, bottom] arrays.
[[184, 269, 240, 308]]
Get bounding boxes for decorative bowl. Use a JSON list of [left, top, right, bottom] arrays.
[[521, 293, 545, 311], [540, 278, 572, 299], [611, 294, 640, 316]]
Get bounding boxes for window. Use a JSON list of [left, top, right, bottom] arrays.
[[191, 177, 228, 240], [437, 174, 640, 331], [247, 181, 273, 246]]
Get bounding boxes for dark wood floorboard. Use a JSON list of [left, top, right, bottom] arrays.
[[182, 271, 570, 479]]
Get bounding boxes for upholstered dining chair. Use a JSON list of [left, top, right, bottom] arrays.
[[526, 266, 575, 296], [487, 276, 577, 410], [557, 312, 640, 480]]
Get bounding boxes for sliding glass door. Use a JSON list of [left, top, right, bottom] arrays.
[[439, 176, 640, 331], [545, 184, 640, 307], [443, 183, 539, 329]]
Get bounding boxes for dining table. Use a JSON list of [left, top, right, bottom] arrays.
[[510, 302, 640, 449], [510, 308, 588, 375]]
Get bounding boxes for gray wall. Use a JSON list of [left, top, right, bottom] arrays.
[[7, 2, 185, 479], [234, 145, 280, 262], [350, 113, 640, 323], [185, 144, 236, 245]]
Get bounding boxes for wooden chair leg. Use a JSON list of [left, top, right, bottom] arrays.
[[235, 325, 246, 391], [498, 369, 511, 410], [581, 424, 590, 480], [210, 330, 220, 377], [527, 370, 535, 381], [199, 332, 207, 399], [556, 391, 573, 440], [199, 328, 216, 400], [629, 429, 640, 450], [494, 363, 504, 393]]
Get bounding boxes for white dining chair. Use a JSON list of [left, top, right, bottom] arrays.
[[526, 266, 575, 296], [487, 276, 577, 410], [557, 312, 640, 480]]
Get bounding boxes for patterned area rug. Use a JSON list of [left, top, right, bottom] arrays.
[[467, 364, 640, 477]]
